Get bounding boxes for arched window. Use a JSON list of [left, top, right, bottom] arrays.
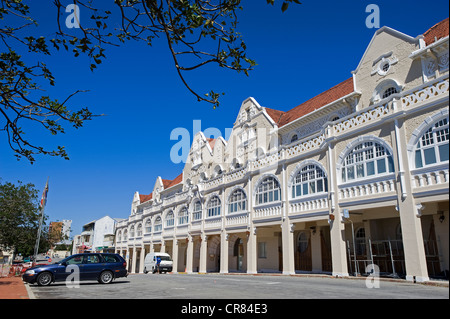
[[123, 230, 128, 241], [145, 219, 152, 234], [129, 225, 135, 238], [256, 176, 281, 205], [292, 164, 328, 198], [178, 207, 189, 225], [192, 200, 202, 220], [414, 117, 449, 168], [207, 196, 221, 217], [341, 141, 394, 182], [136, 223, 142, 237], [165, 211, 174, 227], [154, 216, 162, 232], [117, 230, 122, 242], [228, 188, 247, 214], [382, 86, 398, 99], [371, 79, 401, 104]]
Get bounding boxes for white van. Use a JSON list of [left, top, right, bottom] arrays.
[[143, 252, 173, 274]]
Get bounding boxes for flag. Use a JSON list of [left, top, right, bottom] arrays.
[[39, 179, 49, 210]]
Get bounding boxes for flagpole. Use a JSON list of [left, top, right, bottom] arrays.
[[33, 177, 49, 266]]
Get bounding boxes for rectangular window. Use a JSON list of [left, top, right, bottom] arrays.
[[317, 180, 323, 193], [258, 242, 267, 258], [309, 181, 316, 194], [424, 147, 437, 165], [356, 163, 364, 178], [347, 166, 354, 180], [377, 159, 386, 174], [366, 161, 375, 176], [415, 150, 423, 168], [438, 144, 449, 162]]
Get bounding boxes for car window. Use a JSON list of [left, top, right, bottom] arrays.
[[84, 255, 100, 264], [66, 255, 83, 265], [103, 255, 120, 263]]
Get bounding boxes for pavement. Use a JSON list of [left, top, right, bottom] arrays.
[[0, 275, 30, 299], [0, 272, 447, 300]]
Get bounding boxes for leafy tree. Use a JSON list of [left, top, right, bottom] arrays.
[[1, 0, 301, 163], [0, 180, 49, 257]]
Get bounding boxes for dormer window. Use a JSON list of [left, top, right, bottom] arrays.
[[290, 134, 298, 143]]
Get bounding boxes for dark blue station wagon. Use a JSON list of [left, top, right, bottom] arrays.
[[22, 253, 128, 286]]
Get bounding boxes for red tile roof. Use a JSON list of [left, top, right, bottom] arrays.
[[160, 173, 183, 190], [266, 77, 354, 128], [162, 179, 172, 189], [139, 193, 152, 204], [139, 173, 183, 204], [423, 17, 449, 45]]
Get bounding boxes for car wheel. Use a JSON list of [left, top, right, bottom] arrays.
[[98, 270, 114, 284], [143, 267, 148, 274], [36, 272, 53, 286]]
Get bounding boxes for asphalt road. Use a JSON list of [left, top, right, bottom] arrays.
[[28, 273, 448, 300]]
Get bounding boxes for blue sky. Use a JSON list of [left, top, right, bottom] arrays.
[[0, 1, 448, 237]]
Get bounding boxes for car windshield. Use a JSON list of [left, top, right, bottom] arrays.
[[160, 256, 172, 261], [59, 256, 72, 264]]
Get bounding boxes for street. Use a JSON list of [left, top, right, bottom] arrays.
[[27, 273, 448, 299]]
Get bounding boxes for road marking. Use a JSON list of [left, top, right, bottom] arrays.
[[266, 282, 280, 285]]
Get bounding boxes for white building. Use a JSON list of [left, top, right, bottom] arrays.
[[75, 216, 124, 253], [115, 18, 449, 282]]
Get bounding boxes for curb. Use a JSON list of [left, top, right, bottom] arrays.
[[24, 282, 36, 299]]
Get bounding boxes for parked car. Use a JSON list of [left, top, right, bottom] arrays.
[[22, 253, 128, 286], [143, 252, 173, 274]]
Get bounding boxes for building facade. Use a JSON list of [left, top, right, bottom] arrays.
[[115, 19, 449, 282], [74, 216, 124, 253]]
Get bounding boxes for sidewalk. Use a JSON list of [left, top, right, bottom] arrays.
[[0, 276, 30, 299]]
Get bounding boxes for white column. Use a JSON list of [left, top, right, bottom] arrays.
[[281, 221, 295, 275], [247, 227, 257, 274], [172, 239, 179, 273], [328, 142, 349, 277], [220, 232, 229, 274], [131, 247, 137, 274], [139, 246, 146, 274], [199, 234, 208, 273], [186, 236, 194, 273], [393, 118, 429, 282]]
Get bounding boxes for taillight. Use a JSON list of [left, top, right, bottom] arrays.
[[123, 262, 127, 268]]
